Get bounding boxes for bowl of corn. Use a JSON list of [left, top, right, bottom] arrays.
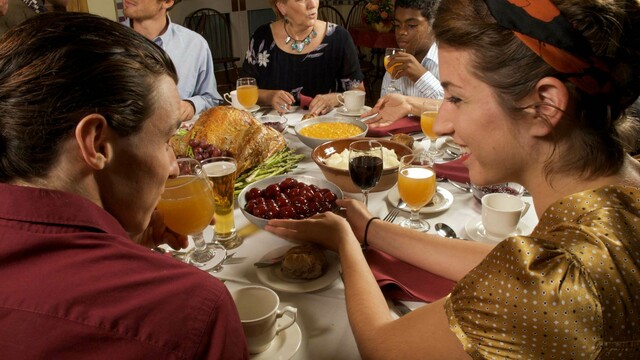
[[294, 117, 368, 149]]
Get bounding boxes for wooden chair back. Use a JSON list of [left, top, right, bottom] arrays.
[[184, 8, 240, 94]]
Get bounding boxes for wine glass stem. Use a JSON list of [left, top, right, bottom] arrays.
[[410, 209, 421, 224], [429, 138, 438, 152], [362, 190, 370, 207], [192, 232, 208, 252]]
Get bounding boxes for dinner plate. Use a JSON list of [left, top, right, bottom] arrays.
[[336, 105, 372, 117], [250, 314, 301, 360], [256, 245, 341, 293], [386, 186, 454, 214], [464, 215, 524, 244]]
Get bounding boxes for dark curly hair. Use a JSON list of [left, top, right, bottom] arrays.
[[0, 12, 178, 183], [394, 0, 439, 22]]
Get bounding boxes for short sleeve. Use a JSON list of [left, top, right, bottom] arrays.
[[445, 236, 603, 359]]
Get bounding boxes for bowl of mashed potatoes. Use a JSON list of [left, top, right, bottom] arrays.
[[294, 117, 368, 149], [312, 137, 413, 193]]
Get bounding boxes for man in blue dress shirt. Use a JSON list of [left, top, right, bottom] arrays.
[[122, 0, 222, 122]]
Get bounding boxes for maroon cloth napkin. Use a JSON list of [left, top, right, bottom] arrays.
[[365, 248, 456, 302], [434, 155, 470, 183], [366, 116, 422, 137], [299, 93, 313, 109]]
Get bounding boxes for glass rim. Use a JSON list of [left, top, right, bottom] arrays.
[[166, 158, 204, 189], [349, 139, 383, 151], [200, 156, 237, 164]]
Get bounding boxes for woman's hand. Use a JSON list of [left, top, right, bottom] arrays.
[[309, 93, 339, 115], [335, 198, 374, 243], [361, 93, 412, 127], [265, 90, 295, 114], [265, 211, 357, 252], [132, 210, 189, 250]]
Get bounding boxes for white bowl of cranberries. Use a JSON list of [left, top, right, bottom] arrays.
[[238, 175, 343, 229], [471, 182, 525, 201]]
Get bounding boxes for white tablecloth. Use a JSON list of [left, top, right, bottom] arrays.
[[196, 109, 539, 360]]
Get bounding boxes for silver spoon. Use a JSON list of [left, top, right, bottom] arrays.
[[435, 223, 458, 238]]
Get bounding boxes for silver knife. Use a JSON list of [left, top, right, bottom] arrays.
[[393, 300, 412, 317]]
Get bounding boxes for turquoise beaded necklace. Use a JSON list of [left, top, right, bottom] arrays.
[[284, 23, 317, 53]]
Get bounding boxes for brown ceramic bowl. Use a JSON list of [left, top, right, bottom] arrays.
[[312, 137, 413, 193]]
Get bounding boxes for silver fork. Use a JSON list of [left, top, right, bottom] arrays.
[[383, 199, 405, 223], [383, 208, 400, 223]]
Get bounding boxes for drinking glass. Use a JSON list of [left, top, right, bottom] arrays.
[[157, 158, 225, 270], [384, 48, 405, 94], [420, 101, 443, 158], [201, 156, 242, 250], [349, 140, 383, 207], [397, 154, 436, 231], [236, 77, 258, 109]]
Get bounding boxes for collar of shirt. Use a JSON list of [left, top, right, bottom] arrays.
[[0, 183, 129, 238], [424, 43, 439, 74], [153, 15, 175, 49]]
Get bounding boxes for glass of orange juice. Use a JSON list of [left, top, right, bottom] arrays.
[[236, 77, 259, 109], [384, 48, 405, 94], [157, 158, 225, 270], [420, 101, 443, 158], [397, 154, 436, 231]]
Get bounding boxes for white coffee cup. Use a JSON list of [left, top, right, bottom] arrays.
[[231, 285, 297, 354], [223, 90, 245, 110], [481, 193, 530, 239], [337, 90, 366, 112]]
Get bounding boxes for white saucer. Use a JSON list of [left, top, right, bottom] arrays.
[[464, 216, 524, 244], [386, 186, 454, 214], [256, 245, 341, 293], [244, 105, 260, 113], [336, 105, 372, 117], [250, 314, 301, 360]]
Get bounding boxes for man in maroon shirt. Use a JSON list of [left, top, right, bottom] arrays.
[[0, 12, 248, 359]]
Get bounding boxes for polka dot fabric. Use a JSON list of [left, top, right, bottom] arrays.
[[445, 185, 640, 359]]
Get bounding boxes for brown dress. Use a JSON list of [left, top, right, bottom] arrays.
[[446, 185, 640, 359]]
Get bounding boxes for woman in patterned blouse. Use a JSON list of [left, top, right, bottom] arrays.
[[241, 0, 365, 115], [266, 0, 640, 358]]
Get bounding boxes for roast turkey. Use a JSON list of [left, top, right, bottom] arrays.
[[171, 106, 287, 175]]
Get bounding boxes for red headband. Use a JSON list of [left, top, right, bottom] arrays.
[[484, 0, 612, 95]]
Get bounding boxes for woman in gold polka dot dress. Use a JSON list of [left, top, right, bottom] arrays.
[[265, 0, 640, 358]]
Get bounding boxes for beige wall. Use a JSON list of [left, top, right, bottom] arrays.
[[87, 0, 116, 21]]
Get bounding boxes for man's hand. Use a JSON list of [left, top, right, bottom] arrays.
[[361, 93, 412, 127], [388, 52, 428, 83], [133, 210, 189, 250], [179, 100, 195, 122]]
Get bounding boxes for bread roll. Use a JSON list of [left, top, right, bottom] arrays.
[[390, 133, 414, 149], [281, 245, 328, 280], [301, 113, 318, 121]]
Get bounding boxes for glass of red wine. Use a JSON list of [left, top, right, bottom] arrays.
[[349, 140, 383, 207]]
